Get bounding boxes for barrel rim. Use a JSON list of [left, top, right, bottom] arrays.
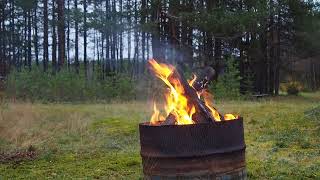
[[139, 116, 243, 127], [139, 117, 245, 158]]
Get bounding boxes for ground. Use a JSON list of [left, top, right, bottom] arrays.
[[0, 93, 320, 179]]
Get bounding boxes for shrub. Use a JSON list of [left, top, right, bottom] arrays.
[[6, 68, 137, 102], [281, 81, 303, 95], [209, 57, 242, 99]]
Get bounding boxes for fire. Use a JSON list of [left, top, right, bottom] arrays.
[[201, 90, 221, 121], [149, 59, 237, 125], [188, 74, 197, 87], [201, 90, 238, 121], [150, 103, 165, 125], [149, 59, 196, 125], [224, 114, 238, 120]]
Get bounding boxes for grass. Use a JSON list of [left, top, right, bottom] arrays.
[[0, 92, 320, 179]]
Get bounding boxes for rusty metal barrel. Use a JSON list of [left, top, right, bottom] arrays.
[[139, 117, 246, 180]]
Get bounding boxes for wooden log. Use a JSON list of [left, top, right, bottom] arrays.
[[192, 67, 216, 91], [160, 113, 177, 125], [192, 67, 224, 122], [167, 68, 220, 123]]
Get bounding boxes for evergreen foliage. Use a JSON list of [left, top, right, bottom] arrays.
[[0, 0, 320, 100], [209, 57, 242, 99], [6, 67, 136, 102]]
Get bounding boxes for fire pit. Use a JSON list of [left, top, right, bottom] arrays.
[[140, 118, 245, 179], [139, 59, 246, 179]]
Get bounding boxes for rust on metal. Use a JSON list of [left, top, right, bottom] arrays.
[[139, 117, 245, 158], [142, 150, 246, 178], [139, 117, 246, 179]]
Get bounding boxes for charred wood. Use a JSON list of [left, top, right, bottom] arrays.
[[160, 113, 177, 125], [167, 68, 219, 123], [192, 66, 216, 91]]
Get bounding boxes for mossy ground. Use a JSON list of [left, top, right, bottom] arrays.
[[0, 92, 320, 179]]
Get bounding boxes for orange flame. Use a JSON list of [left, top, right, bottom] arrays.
[[202, 90, 221, 121], [150, 103, 165, 125], [188, 74, 197, 87], [149, 59, 238, 125], [149, 59, 195, 125], [224, 114, 238, 120]]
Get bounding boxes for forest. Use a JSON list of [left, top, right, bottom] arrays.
[[0, 0, 320, 101], [1, 0, 320, 179]]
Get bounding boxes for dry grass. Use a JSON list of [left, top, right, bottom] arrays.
[[0, 101, 151, 151]]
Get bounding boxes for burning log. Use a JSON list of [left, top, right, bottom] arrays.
[[160, 113, 177, 125], [192, 66, 216, 92], [167, 68, 221, 123], [148, 59, 231, 125], [192, 66, 225, 122]]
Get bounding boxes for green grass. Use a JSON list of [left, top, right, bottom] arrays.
[[0, 92, 320, 179]]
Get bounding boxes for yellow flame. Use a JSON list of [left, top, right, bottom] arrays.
[[188, 74, 201, 99], [202, 90, 221, 121], [150, 102, 165, 125], [188, 74, 197, 87], [149, 59, 195, 125], [224, 114, 238, 120], [148, 59, 238, 125]]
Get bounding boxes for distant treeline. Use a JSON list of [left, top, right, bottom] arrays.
[[0, 0, 320, 96]]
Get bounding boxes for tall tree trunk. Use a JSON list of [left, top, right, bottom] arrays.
[[141, 0, 146, 71], [100, 32, 106, 79], [214, 38, 222, 72], [10, 0, 15, 69], [0, 0, 4, 69], [24, 10, 27, 67], [133, 0, 139, 76], [52, 0, 57, 73], [101, 32, 105, 78], [105, 0, 110, 74], [83, 0, 88, 77], [268, 0, 275, 95], [151, 0, 162, 61], [274, 4, 281, 95], [205, 0, 214, 66], [127, 0, 131, 67], [111, 0, 116, 72], [238, 0, 245, 93], [67, 0, 70, 70], [119, 0, 124, 73], [96, 33, 100, 64], [168, 0, 179, 64], [43, 0, 49, 72], [27, 9, 32, 71], [57, 0, 65, 71], [33, 4, 39, 66], [74, 0, 79, 74], [186, 0, 194, 66], [94, 0, 99, 67]]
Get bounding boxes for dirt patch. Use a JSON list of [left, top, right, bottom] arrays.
[[0, 146, 37, 164]]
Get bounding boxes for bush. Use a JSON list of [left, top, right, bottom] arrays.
[[280, 81, 303, 95], [6, 68, 137, 102], [209, 57, 242, 99]]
